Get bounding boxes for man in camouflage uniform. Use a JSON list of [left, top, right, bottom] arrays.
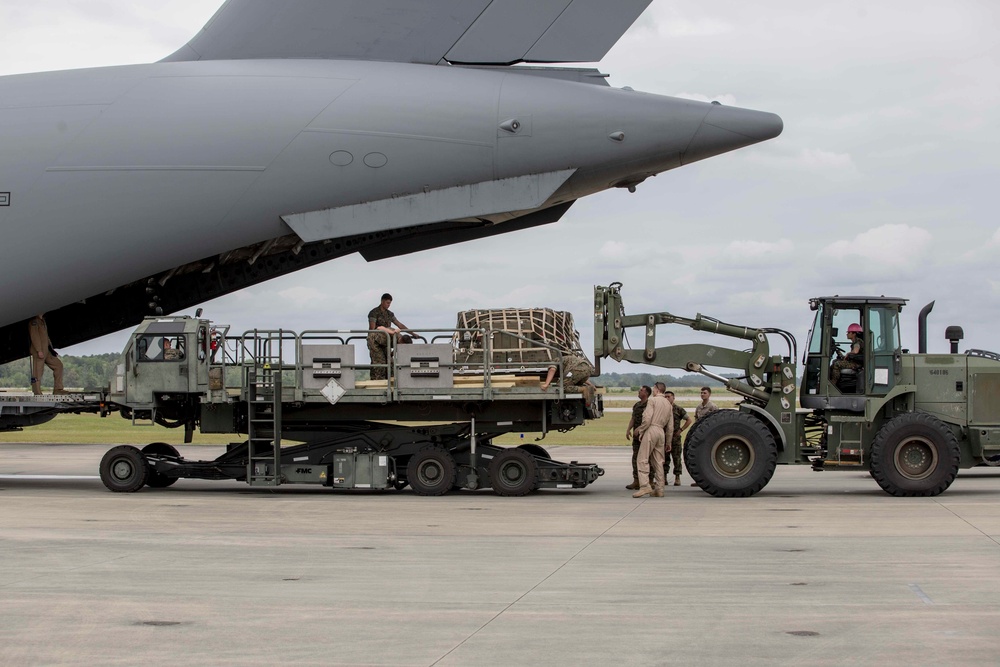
[[664, 391, 693, 487], [28, 313, 65, 395], [691, 386, 720, 486], [367, 293, 421, 381], [541, 353, 595, 393], [624, 385, 651, 490]]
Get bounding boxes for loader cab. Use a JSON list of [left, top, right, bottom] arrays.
[[801, 296, 906, 412], [114, 317, 213, 407]]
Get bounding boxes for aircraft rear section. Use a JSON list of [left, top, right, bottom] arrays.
[[97, 315, 604, 496]]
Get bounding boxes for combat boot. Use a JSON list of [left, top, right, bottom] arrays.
[[674, 475, 681, 487], [652, 487, 664, 497], [626, 477, 640, 490], [632, 486, 652, 498]]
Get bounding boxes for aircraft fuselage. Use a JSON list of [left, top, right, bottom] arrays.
[[0, 59, 781, 360]]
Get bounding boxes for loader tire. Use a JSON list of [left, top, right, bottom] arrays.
[[100, 446, 149, 493], [406, 446, 457, 496], [870, 412, 959, 497], [685, 411, 777, 498], [489, 448, 538, 496], [142, 443, 179, 489]]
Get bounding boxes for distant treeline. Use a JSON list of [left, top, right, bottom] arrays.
[[594, 372, 725, 389], [0, 354, 118, 390]]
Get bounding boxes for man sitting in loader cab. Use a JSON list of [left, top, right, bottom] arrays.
[[831, 323, 864, 390]]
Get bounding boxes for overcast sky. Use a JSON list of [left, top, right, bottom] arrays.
[[2, 1, 998, 374]]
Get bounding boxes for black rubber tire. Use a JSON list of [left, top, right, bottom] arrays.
[[489, 448, 538, 497], [517, 444, 551, 460], [406, 446, 457, 496], [141, 443, 180, 488], [684, 411, 777, 497], [682, 410, 727, 477], [869, 412, 960, 497], [100, 445, 149, 493]]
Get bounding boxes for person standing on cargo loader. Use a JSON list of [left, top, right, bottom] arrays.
[[633, 383, 673, 498], [28, 314, 65, 395], [367, 293, 423, 381], [664, 391, 693, 487], [624, 385, 651, 490]]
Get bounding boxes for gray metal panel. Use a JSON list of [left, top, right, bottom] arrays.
[[524, 0, 653, 63], [445, 0, 571, 64], [283, 170, 574, 242], [165, 0, 492, 64], [396, 344, 454, 389], [302, 344, 356, 390]]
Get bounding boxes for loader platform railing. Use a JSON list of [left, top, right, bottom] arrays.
[[224, 326, 581, 405]]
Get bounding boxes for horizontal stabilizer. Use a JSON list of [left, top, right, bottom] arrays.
[[162, 0, 652, 65], [282, 170, 576, 243]]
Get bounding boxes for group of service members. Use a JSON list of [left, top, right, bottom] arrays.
[[625, 385, 718, 497]]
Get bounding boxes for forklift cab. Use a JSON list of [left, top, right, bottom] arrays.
[[800, 296, 906, 411]]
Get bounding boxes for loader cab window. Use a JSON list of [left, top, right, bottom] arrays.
[[868, 307, 899, 354], [868, 305, 901, 394], [831, 307, 863, 355], [806, 306, 825, 357], [136, 334, 186, 362]]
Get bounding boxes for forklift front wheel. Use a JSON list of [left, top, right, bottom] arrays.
[[100, 446, 149, 493]]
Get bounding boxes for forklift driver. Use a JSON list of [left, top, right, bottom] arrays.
[[831, 323, 864, 388]]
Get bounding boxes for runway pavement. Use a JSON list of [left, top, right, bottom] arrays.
[[2, 442, 1000, 666]]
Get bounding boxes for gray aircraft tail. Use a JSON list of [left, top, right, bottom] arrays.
[[162, 0, 653, 66]]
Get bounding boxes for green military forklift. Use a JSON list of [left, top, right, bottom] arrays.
[[594, 282, 1000, 497]]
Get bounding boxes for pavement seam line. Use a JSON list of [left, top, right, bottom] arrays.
[[936, 499, 1000, 548], [428, 498, 649, 666]]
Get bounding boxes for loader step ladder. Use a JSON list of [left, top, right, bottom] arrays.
[[247, 331, 284, 487]]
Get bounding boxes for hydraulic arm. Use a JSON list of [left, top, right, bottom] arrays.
[[594, 282, 797, 410]]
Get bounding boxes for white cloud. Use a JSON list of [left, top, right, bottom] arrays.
[[723, 239, 793, 259], [821, 224, 933, 268], [599, 241, 629, 260], [277, 286, 326, 308]]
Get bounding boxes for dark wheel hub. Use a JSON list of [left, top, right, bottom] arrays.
[[500, 461, 527, 484], [894, 438, 937, 480], [712, 437, 756, 477], [112, 459, 136, 481], [417, 461, 442, 484]]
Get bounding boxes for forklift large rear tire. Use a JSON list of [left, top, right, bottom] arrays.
[[489, 448, 538, 496], [685, 411, 777, 498], [406, 446, 457, 496], [870, 412, 959, 497], [100, 446, 149, 493], [142, 443, 180, 488]]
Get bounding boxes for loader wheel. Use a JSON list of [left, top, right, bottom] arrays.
[[685, 411, 777, 497], [100, 446, 149, 493], [870, 413, 959, 497], [489, 448, 538, 497], [406, 446, 457, 496], [142, 443, 179, 489]]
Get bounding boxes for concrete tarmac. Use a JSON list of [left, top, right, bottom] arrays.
[[2, 442, 1000, 666]]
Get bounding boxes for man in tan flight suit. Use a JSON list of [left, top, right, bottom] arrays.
[[28, 314, 65, 395], [633, 382, 673, 498]]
